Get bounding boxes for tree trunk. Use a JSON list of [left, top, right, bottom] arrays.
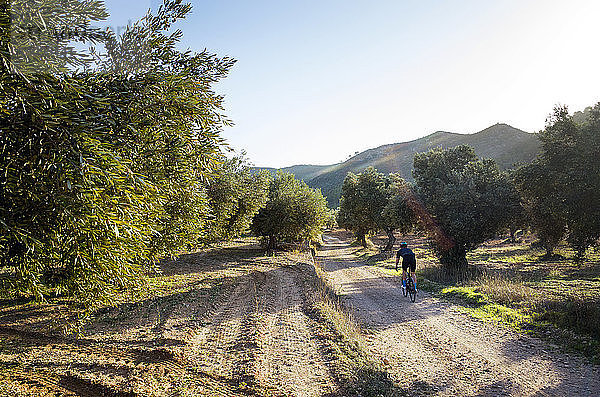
[[358, 232, 367, 248], [383, 229, 396, 251], [441, 245, 468, 270], [268, 235, 277, 251]]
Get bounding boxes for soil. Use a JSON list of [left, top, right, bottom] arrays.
[[317, 231, 600, 397], [2, 233, 599, 396], [0, 242, 336, 396]]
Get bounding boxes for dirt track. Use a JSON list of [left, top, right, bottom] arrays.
[[0, 243, 340, 397], [318, 233, 600, 396], [180, 263, 336, 396], [3, 235, 600, 396]]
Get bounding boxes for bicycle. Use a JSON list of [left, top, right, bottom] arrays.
[[402, 275, 417, 302]]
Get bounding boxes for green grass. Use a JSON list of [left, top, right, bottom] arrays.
[[435, 286, 534, 332], [440, 286, 487, 306], [435, 284, 599, 361]]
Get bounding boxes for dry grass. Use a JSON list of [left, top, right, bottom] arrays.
[[474, 273, 539, 306], [306, 256, 404, 397], [467, 241, 600, 347]]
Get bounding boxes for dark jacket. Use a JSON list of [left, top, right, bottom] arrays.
[[396, 247, 416, 265]]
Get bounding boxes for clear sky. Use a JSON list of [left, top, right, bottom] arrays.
[[101, 0, 600, 168]]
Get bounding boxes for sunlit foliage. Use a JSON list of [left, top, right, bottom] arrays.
[[0, 1, 234, 309], [204, 155, 270, 243], [413, 146, 519, 268], [252, 173, 328, 250], [516, 105, 600, 257], [337, 167, 416, 249]]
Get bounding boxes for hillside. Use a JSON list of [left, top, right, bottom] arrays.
[[257, 123, 540, 207], [257, 164, 331, 181]]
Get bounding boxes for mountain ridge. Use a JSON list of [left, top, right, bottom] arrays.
[[255, 123, 540, 207]]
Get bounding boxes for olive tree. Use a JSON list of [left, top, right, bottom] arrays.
[[251, 173, 328, 250], [0, 1, 234, 309], [204, 155, 270, 243], [516, 104, 600, 257], [337, 168, 416, 250], [413, 146, 518, 268], [97, 1, 235, 256], [380, 177, 418, 251], [336, 167, 389, 248]]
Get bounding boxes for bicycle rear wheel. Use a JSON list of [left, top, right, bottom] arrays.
[[408, 279, 416, 302]]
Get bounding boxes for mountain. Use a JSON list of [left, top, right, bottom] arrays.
[[255, 123, 540, 207], [256, 164, 331, 181]]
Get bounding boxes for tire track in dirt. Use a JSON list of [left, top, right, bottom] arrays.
[[181, 273, 260, 395], [254, 266, 335, 396], [0, 247, 262, 397], [319, 234, 600, 397], [1, 243, 348, 396], [171, 258, 336, 396]]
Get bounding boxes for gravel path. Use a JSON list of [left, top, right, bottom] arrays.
[[318, 234, 600, 397]]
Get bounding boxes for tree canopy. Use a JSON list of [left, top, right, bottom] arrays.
[[0, 0, 234, 310], [413, 146, 519, 267], [380, 177, 418, 250], [516, 104, 600, 257], [337, 167, 415, 249], [205, 155, 270, 243], [251, 173, 328, 250], [337, 167, 389, 247]]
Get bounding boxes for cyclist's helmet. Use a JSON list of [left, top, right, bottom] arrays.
[[400, 242, 408, 248]]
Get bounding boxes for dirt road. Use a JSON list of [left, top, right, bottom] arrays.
[[0, 243, 338, 396], [4, 234, 599, 396], [318, 233, 600, 397], [179, 260, 336, 396]]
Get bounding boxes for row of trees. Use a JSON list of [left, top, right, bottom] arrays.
[[337, 148, 521, 267], [413, 146, 522, 267], [252, 173, 329, 250], [336, 169, 415, 251], [0, 1, 329, 309], [207, 160, 330, 251], [516, 105, 600, 258], [337, 104, 600, 268], [1, 0, 228, 307]]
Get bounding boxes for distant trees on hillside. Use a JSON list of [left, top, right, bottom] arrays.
[[251, 173, 329, 250]]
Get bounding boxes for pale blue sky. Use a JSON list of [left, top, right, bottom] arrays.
[[101, 1, 600, 167]]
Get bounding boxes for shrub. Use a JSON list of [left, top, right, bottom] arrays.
[[204, 155, 270, 243]]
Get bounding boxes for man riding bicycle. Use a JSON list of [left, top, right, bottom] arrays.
[[395, 242, 417, 293]]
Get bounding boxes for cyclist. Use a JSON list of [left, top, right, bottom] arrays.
[[395, 242, 417, 293]]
